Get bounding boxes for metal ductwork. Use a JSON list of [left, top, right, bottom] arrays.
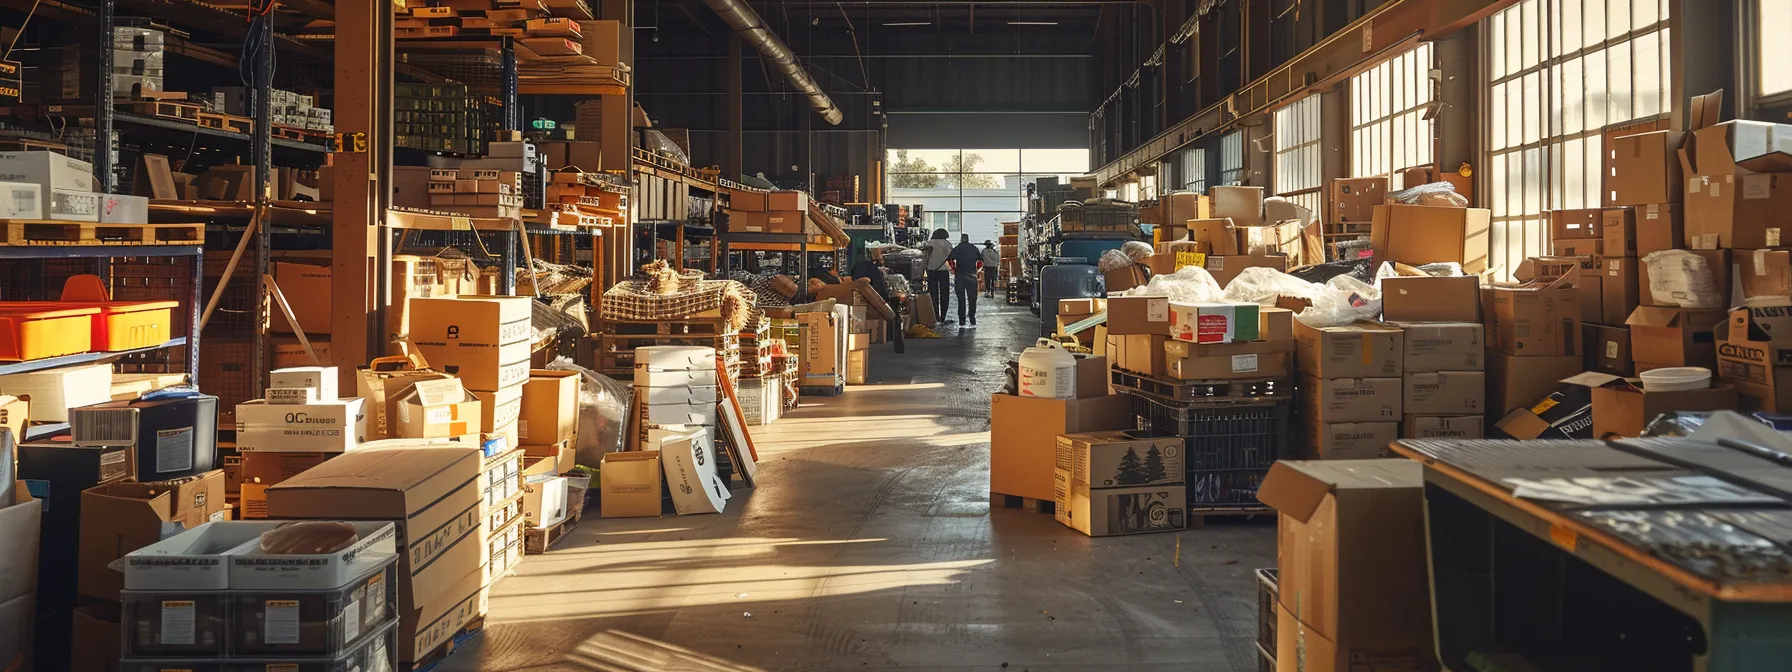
[[701, 0, 845, 125]]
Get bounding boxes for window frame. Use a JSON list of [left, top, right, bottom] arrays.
[[1349, 42, 1436, 186], [1273, 95, 1325, 215], [1749, 0, 1792, 108]]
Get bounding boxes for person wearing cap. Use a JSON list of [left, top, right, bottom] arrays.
[[980, 240, 1001, 298]]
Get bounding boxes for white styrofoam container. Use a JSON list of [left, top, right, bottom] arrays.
[[49, 189, 100, 222], [0, 150, 96, 193], [645, 401, 717, 427], [99, 194, 149, 224], [634, 345, 714, 370], [229, 521, 398, 591], [639, 384, 718, 406], [0, 182, 42, 219], [635, 367, 718, 388]]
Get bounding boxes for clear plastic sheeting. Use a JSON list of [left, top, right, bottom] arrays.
[[1389, 181, 1469, 207], [643, 129, 690, 165], [1289, 257, 1376, 284], [1224, 267, 1322, 305], [1129, 265, 1224, 303], [546, 357, 633, 468], [1220, 266, 1380, 327], [1642, 250, 1724, 308], [1098, 249, 1135, 272], [1120, 240, 1154, 261]]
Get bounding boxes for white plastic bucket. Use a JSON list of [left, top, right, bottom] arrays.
[[1018, 338, 1077, 399], [1639, 366, 1712, 391]]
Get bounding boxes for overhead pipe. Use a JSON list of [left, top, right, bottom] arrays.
[[701, 0, 845, 125]]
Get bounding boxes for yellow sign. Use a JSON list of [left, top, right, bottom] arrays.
[[1174, 251, 1206, 269]]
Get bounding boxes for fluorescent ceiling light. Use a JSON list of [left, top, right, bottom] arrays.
[[882, 21, 931, 26], [1008, 21, 1059, 25]]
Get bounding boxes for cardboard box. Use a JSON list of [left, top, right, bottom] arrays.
[[1114, 334, 1168, 377], [1161, 192, 1212, 229], [70, 604, 121, 672], [265, 446, 484, 619], [1303, 422, 1398, 460], [1258, 460, 1432, 668], [78, 470, 226, 600], [1551, 237, 1603, 260], [1164, 339, 1293, 380], [655, 427, 729, 515], [769, 190, 809, 212], [1487, 352, 1586, 415], [1073, 355, 1109, 398], [272, 337, 333, 368], [407, 295, 533, 390], [1053, 468, 1186, 537], [1738, 249, 1792, 300], [1293, 321, 1404, 379], [1403, 370, 1486, 415], [519, 370, 578, 445], [1235, 220, 1305, 258], [1626, 306, 1727, 369], [357, 356, 456, 440], [1167, 302, 1259, 344], [394, 378, 483, 438], [1102, 264, 1147, 292], [0, 363, 112, 422], [1201, 253, 1286, 289], [1548, 208, 1604, 240], [1609, 130, 1683, 205], [990, 394, 1133, 502], [1184, 218, 1240, 255], [1392, 322, 1484, 372], [1603, 208, 1638, 256], [1634, 203, 1683, 256], [1599, 257, 1640, 325], [1106, 295, 1171, 335], [1483, 265, 1582, 356], [1578, 273, 1605, 326], [1591, 376, 1738, 438], [522, 476, 569, 528], [1685, 170, 1792, 250], [1493, 372, 1602, 440], [234, 398, 367, 453], [1299, 376, 1403, 423], [1369, 204, 1492, 273], [0, 487, 38, 668], [1210, 185, 1264, 228], [600, 450, 662, 518], [1585, 324, 1635, 376], [478, 384, 522, 435], [1056, 432, 1184, 489], [271, 261, 331, 335], [1715, 303, 1792, 412], [1329, 177, 1388, 223], [1380, 275, 1480, 322], [0, 150, 96, 193], [1403, 415, 1484, 440]]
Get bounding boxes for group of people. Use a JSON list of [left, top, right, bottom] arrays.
[[922, 229, 1001, 327]]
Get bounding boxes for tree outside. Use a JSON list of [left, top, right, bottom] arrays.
[[889, 150, 1000, 189]]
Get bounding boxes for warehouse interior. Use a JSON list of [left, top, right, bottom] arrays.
[[2, 1, 1792, 671]]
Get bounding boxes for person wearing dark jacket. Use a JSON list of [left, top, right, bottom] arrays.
[[850, 241, 904, 353], [922, 228, 954, 324], [946, 234, 984, 327]]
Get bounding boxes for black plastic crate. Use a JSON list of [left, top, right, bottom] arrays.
[[1187, 469, 1271, 507], [1256, 568, 1279, 653], [1124, 393, 1289, 507]]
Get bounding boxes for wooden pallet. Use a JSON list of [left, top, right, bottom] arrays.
[[271, 124, 308, 141], [0, 221, 204, 245], [121, 100, 199, 121], [1109, 369, 1292, 403], [524, 508, 581, 554], [197, 111, 254, 134], [603, 314, 731, 336], [991, 492, 1055, 514], [409, 615, 485, 672]]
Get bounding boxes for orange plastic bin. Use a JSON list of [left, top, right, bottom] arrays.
[[0, 300, 178, 351], [0, 306, 98, 361]]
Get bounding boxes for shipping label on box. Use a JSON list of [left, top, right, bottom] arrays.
[[1392, 322, 1483, 372], [1403, 415, 1484, 440], [234, 398, 367, 452], [1300, 376, 1403, 423], [1304, 421, 1398, 460]]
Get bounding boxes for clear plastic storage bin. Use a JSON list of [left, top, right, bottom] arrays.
[[122, 593, 229, 657], [121, 621, 397, 672], [231, 563, 396, 656]]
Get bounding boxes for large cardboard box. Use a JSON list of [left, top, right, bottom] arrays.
[[1590, 376, 1738, 438], [1164, 339, 1293, 380], [1161, 192, 1212, 230], [1403, 415, 1483, 440], [1486, 352, 1585, 415], [990, 394, 1133, 502], [1380, 275, 1480, 322], [1483, 264, 1581, 356], [1738, 249, 1792, 300], [394, 379, 483, 438], [1602, 257, 1641, 324], [1056, 432, 1184, 488], [1392, 322, 1484, 372], [407, 295, 534, 390], [1329, 177, 1387, 223], [77, 470, 226, 600], [1293, 321, 1404, 379], [1586, 324, 1635, 376], [1258, 460, 1432, 670], [1052, 468, 1187, 537], [1548, 208, 1604, 240], [357, 355, 456, 440], [1714, 303, 1792, 412], [1626, 306, 1727, 369], [1603, 208, 1638, 256], [600, 450, 662, 518], [1609, 130, 1683, 205], [519, 370, 579, 445], [234, 398, 367, 453], [1167, 301, 1260, 344], [1106, 295, 1171, 335], [1184, 218, 1240, 255], [271, 261, 332, 335], [265, 447, 484, 622], [1302, 422, 1398, 460], [1634, 203, 1684, 258], [1686, 171, 1792, 250], [1299, 376, 1403, 423], [1403, 370, 1486, 416], [797, 311, 842, 377], [1210, 185, 1264, 228], [1369, 204, 1491, 273]]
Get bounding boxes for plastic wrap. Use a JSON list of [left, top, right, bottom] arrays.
[[643, 129, 690, 165], [1640, 411, 1712, 438], [1297, 275, 1384, 328], [546, 358, 632, 467], [1098, 249, 1135, 272], [1223, 267, 1323, 305], [1390, 182, 1469, 207], [1120, 240, 1154, 262], [1642, 250, 1724, 308], [1132, 266, 1225, 303]]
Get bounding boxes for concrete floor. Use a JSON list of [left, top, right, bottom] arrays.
[[439, 300, 1277, 672]]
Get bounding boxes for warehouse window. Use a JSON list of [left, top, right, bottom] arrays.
[[1759, 0, 1792, 99], [887, 148, 1088, 243], [1178, 147, 1207, 192], [1484, 0, 1670, 279], [1351, 43, 1435, 185], [1219, 131, 1245, 186], [1273, 96, 1323, 214]]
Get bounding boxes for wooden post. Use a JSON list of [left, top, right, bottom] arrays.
[[332, 0, 390, 389]]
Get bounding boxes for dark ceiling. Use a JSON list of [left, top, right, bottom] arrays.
[[645, 0, 1120, 45]]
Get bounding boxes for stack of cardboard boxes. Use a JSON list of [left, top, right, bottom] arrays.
[[1053, 432, 1188, 536], [1382, 275, 1487, 442], [427, 168, 524, 220], [1141, 186, 1306, 289], [990, 354, 1126, 509], [1482, 259, 1587, 422], [1000, 220, 1021, 285], [407, 295, 533, 450], [1295, 320, 1403, 460], [727, 189, 809, 235]]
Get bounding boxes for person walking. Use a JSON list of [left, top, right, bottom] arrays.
[[923, 229, 953, 325], [980, 240, 1001, 298], [947, 234, 984, 327], [850, 240, 904, 354]]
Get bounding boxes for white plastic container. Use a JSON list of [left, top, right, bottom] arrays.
[[1639, 367, 1712, 391], [1018, 338, 1077, 399]]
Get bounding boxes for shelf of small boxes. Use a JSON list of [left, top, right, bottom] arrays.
[[427, 168, 525, 220], [543, 170, 628, 228]]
